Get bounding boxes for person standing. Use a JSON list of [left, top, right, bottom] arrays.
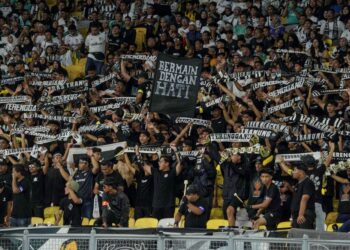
[[85, 23, 107, 75], [291, 164, 316, 229], [10, 164, 31, 227], [174, 184, 208, 228], [139, 146, 182, 220], [29, 160, 45, 218], [0, 181, 12, 226], [55, 180, 82, 227], [72, 157, 94, 219]]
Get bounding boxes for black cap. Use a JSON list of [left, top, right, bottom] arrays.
[[29, 159, 41, 168], [300, 155, 316, 168], [294, 164, 309, 172], [186, 184, 200, 195]]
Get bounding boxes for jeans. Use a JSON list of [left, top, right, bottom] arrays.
[[339, 219, 350, 232], [85, 57, 104, 75], [10, 217, 31, 227], [81, 200, 93, 219], [315, 202, 325, 231]]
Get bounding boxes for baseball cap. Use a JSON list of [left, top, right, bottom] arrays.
[[186, 184, 200, 195], [67, 180, 80, 193]]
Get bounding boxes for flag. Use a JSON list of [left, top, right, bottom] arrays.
[[149, 53, 201, 117]]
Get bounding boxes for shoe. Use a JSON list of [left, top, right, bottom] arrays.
[[332, 224, 339, 231]]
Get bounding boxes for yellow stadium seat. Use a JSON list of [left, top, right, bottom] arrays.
[[46, 0, 57, 9], [71, 11, 83, 20], [174, 207, 179, 217], [129, 218, 135, 228], [43, 217, 56, 225], [79, 27, 89, 38], [327, 223, 343, 232], [89, 219, 96, 226], [44, 206, 60, 219], [259, 225, 267, 230], [64, 58, 86, 82], [277, 221, 292, 229], [179, 218, 185, 228], [81, 217, 89, 226], [31, 217, 43, 225], [134, 27, 147, 52], [129, 208, 134, 218], [325, 212, 338, 225], [134, 218, 158, 228], [210, 207, 224, 219], [176, 197, 180, 206], [206, 219, 228, 229]]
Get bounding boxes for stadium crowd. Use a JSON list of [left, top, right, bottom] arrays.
[[0, 0, 350, 233]]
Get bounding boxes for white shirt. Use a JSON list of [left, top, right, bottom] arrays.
[[85, 32, 106, 60], [64, 33, 84, 51], [341, 29, 350, 42]]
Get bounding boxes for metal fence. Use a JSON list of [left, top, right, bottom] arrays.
[[1, 229, 350, 250]]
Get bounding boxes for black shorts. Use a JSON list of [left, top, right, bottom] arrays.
[[292, 211, 315, 229], [263, 212, 280, 230], [223, 197, 243, 218]]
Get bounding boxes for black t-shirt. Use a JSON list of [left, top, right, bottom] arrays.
[[31, 173, 45, 204], [0, 173, 11, 187], [179, 197, 208, 228], [0, 187, 12, 223], [73, 170, 94, 201], [45, 167, 67, 206], [291, 177, 315, 215], [135, 171, 153, 207], [211, 117, 227, 133], [108, 34, 122, 51], [95, 171, 124, 193], [12, 177, 31, 218], [59, 197, 82, 226], [263, 183, 281, 213], [151, 167, 176, 208], [308, 164, 326, 203]]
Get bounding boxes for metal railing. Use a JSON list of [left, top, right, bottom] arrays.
[[1, 228, 350, 250]]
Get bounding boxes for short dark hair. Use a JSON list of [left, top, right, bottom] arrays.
[[14, 164, 26, 176]]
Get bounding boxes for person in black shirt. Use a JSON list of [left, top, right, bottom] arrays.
[[0, 159, 11, 187], [140, 146, 182, 220], [221, 153, 250, 227], [210, 105, 227, 133], [0, 181, 12, 226], [10, 164, 31, 227], [174, 184, 208, 228], [291, 164, 316, 229], [300, 145, 334, 232], [72, 157, 95, 219], [55, 180, 82, 227], [249, 168, 281, 230], [134, 166, 153, 220], [29, 160, 45, 218], [108, 24, 122, 52], [94, 177, 130, 228], [94, 161, 124, 195]]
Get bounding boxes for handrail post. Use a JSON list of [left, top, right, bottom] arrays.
[[302, 234, 309, 250], [89, 228, 96, 250], [157, 234, 164, 250], [228, 232, 235, 250], [22, 229, 29, 250]]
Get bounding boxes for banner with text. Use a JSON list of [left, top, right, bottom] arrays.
[[149, 53, 201, 117]]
